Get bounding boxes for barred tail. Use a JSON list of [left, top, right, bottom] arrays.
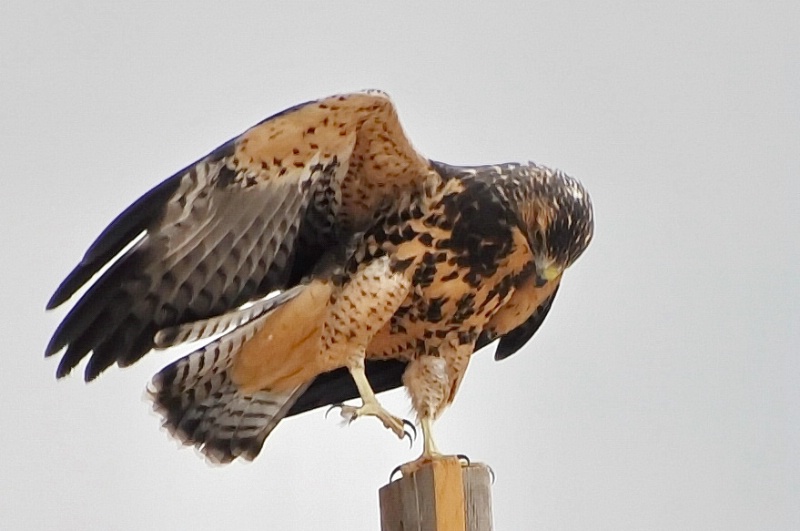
[[148, 321, 308, 463]]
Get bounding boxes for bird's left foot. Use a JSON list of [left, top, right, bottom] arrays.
[[327, 402, 416, 444]]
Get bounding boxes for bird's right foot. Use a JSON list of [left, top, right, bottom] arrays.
[[326, 401, 416, 445]]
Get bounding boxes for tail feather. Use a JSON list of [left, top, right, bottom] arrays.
[[149, 309, 307, 463]]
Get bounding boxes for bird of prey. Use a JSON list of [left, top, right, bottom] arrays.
[[46, 90, 593, 472]]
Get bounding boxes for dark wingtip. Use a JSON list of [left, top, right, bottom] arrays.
[[82, 173, 184, 264], [493, 343, 515, 361], [55, 358, 73, 379], [44, 334, 63, 358], [47, 170, 185, 312], [83, 369, 101, 383], [45, 295, 61, 311], [46, 264, 89, 310], [493, 284, 561, 361], [83, 351, 115, 382], [44, 305, 87, 358], [47, 284, 77, 310]]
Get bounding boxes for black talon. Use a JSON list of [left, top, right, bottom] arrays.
[[453, 455, 495, 483], [389, 464, 404, 482], [324, 404, 342, 419], [487, 465, 496, 484], [402, 419, 417, 441]]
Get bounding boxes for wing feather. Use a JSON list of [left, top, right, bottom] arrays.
[[154, 286, 303, 348], [46, 173, 183, 310], [47, 91, 431, 381], [492, 284, 560, 360]]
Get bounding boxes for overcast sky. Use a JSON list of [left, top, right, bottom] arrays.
[[2, 1, 798, 530]]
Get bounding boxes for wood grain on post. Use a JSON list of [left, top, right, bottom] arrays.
[[379, 457, 493, 531]]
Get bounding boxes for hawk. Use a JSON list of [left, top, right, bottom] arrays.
[[46, 91, 593, 471]]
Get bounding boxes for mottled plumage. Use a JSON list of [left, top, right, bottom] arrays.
[[46, 91, 593, 466]]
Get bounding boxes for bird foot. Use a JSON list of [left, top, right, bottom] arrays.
[[326, 402, 416, 445], [389, 454, 472, 481]]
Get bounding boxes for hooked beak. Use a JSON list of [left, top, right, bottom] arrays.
[[535, 263, 562, 286]]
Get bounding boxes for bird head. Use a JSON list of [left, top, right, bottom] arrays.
[[521, 165, 594, 285]]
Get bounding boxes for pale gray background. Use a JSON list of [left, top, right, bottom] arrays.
[[2, 1, 798, 530]]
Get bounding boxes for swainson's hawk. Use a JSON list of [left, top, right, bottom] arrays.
[[46, 91, 593, 471]]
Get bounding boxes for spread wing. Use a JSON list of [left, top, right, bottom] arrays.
[[46, 91, 431, 381]]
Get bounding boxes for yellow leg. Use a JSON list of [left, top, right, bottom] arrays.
[[393, 416, 449, 477], [320, 256, 415, 441], [329, 357, 414, 441], [394, 351, 473, 477], [351, 358, 380, 405], [421, 416, 440, 458]]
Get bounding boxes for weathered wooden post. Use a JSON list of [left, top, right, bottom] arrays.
[[379, 457, 493, 531]]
